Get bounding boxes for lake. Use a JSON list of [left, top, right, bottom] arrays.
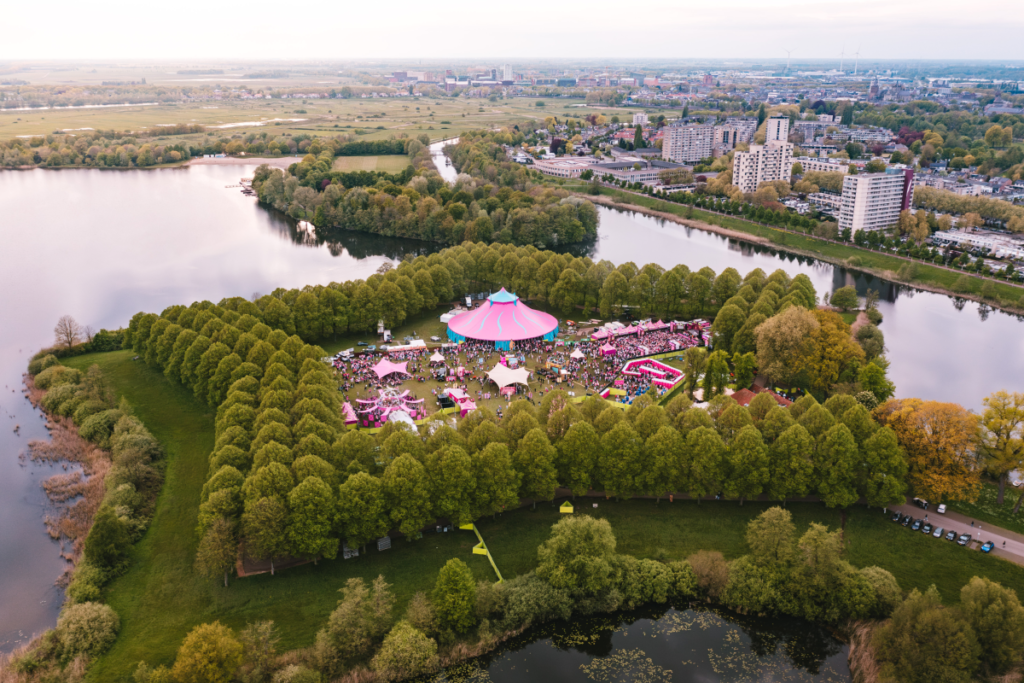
[[0, 140, 1020, 649]]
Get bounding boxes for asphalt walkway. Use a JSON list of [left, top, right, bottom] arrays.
[[887, 500, 1024, 566]]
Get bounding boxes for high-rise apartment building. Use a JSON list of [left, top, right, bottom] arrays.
[[733, 142, 794, 193], [724, 117, 757, 143], [837, 170, 915, 233], [632, 112, 649, 126], [764, 115, 790, 142], [502, 64, 513, 81], [661, 124, 714, 163]]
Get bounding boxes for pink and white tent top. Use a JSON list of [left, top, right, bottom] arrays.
[[601, 343, 617, 355], [459, 400, 477, 416], [372, 358, 409, 380], [429, 351, 446, 363], [570, 348, 585, 360], [342, 402, 358, 424], [447, 388, 470, 402], [487, 363, 531, 388], [447, 288, 558, 342]]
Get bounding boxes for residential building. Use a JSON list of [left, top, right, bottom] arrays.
[[764, 115, 790, 143], [661, 124, 714, 163], [837, 170, 914, 233], [733, 139, 795, 193], [725, 117, 757, 143], [931, 229, 1024, 260], [795, 157, 850, 174], [632, 112, 649, 126]]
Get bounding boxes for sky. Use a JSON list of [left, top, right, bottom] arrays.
[[3, 0, 1023, 61]]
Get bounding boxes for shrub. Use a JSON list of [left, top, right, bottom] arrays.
[[687, 550, 729, 599], [370, 621, 438, 682], [860, 566, 902, 618], [498, 573, 571, 629], [28, 353, 61, 375], [64, 564, 107, 604], [84, 506, 131, 572], [40, 383, 79, 413], [57, 602, 120, 658], [865, 307, 883, 324], [79, 409, 124, 448], [272, 665, 321, 683], [34, 365, 83, 390], [72, 399, 108, 425]]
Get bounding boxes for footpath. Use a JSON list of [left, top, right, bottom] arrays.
[[888, 499, 1024, 567]]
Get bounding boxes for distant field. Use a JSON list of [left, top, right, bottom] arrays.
[[0, 96, 664, 146], [332, 154, 412, 172]]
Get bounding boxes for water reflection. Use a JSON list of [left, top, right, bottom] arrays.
[[426, 606, 849, 682]]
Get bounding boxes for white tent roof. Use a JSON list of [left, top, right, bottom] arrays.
[[486, 363, 531, 388], [570, 348, 585, 359], [429, 351, 445, 363]]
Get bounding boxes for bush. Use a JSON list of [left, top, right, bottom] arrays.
[[687, 550, 729, 599], [57, 602, 120, 659], [65, 564, 107, 604], [84, 506, 131, 572], [860, 566, 902, 618], [72, 399, 108, 425], [498, 573, 572, 629], [34, 364, 83, 390], [28, 354, 61, 375], [371, 621, 438, 682], [40, 383, 80, 413], [865, 307, 883, 324], [79, 409, 124, 448], [272, 665, 321, 683]]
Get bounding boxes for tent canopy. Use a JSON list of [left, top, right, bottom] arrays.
[[486, 363, 531, 388], [372, 358, 409, 380], [601, 343, 617, 354], [429, 351, 445, 363], [570, 348, 585, 359], [447, 288, 558, 346]]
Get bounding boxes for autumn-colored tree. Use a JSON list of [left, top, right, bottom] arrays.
[[874, 399, 982, 502], [979, 391, 1024, 507], [755, 306, 817, 385], [804, 310, 865, 394]]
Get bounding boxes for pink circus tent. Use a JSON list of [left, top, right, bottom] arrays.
[[446, 288, 558, 349], [372, 358, 409, 380]]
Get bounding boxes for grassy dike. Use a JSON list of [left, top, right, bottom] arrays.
[[568, 184, 1024, 311], [63, 351, 1024, 679]]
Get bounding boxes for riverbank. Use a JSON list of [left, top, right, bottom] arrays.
[[576, 187, 1024, 317], [59, 349, 1024, 681]]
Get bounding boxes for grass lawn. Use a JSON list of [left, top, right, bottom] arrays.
[[331, 154, 413, 173], [62, 350, 1024, 679], [948, 481, 1024, 536]]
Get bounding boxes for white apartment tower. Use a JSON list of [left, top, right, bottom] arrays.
[[661, 124, 714, 163], [838, 171, 914, 233], [632, 112, 649, 126], [765, 115, 790, 142], [501, 64, 513, 81]]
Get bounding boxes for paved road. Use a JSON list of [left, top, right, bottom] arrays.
[[887, 501, 1024, 566]]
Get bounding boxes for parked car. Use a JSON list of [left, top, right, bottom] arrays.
[[922, 523, 933, 534], [933, 527, 944, 538], [913, 497, 930, 510], [945, 530, 957, 541], [937, 504, 947, 514], [357, 341, 368, 346], [430, 336, 441, 342], [912, 519, 923, 531], [981, 541, 995, 553], [891, 511, 903, 522], [958, 534, 972, 546], [366, 345, 376, 351], [902, 515, 914, 527]]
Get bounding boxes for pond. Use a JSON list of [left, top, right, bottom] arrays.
[[0, 141, 1020, 648], [425, 605, 850, 683]]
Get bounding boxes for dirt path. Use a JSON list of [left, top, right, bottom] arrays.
[[849, 311, 870, 337]]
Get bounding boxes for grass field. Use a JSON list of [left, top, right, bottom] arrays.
[[60, 348, 1024, 680], [331, 154, 413, 173]]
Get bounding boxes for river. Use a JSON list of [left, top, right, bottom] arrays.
[[0, 139, 1019, 654]]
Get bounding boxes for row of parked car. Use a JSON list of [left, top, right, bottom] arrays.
[[891, 509, 996, 553]]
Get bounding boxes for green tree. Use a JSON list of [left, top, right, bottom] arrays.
[[766, 423, 814, 501], [724, 426, 770, 504], [171, 621, 244, 683], [732, 351, 756, 389], [425, 446, 476, 526], [598, 421, 646, 499], [370, 621, 438, 682], [829, 286, 859, 312], [702, 350, 730, 400], [712, 304, 746, 350], [686, 427, 726, 502], [874, 586, 980, 683], [383, 454, 433, 536], [681, 346, 708, 400], [337, 472, 390, 550], [555, 421, 599, 496], [859, 426, 908, 507], [432, 559, 477, 634], [859, 362, 895, 404], [241, 496, 289, 575], [471, 443, 520, 518], [536, 516, 617, 599], [959, 577, 1024, 675], [195, 517, 237, 588], [815, 424, 860, 508], [512, 428, 559, 507], [644, 425, 687, 500], [746, 506, 795, 564], [84, 505, 131, 572]]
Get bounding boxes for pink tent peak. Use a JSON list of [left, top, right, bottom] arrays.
[[372, 358, 409, 380], [447, 288, 558, 342], [342, 403, 357, 423]]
